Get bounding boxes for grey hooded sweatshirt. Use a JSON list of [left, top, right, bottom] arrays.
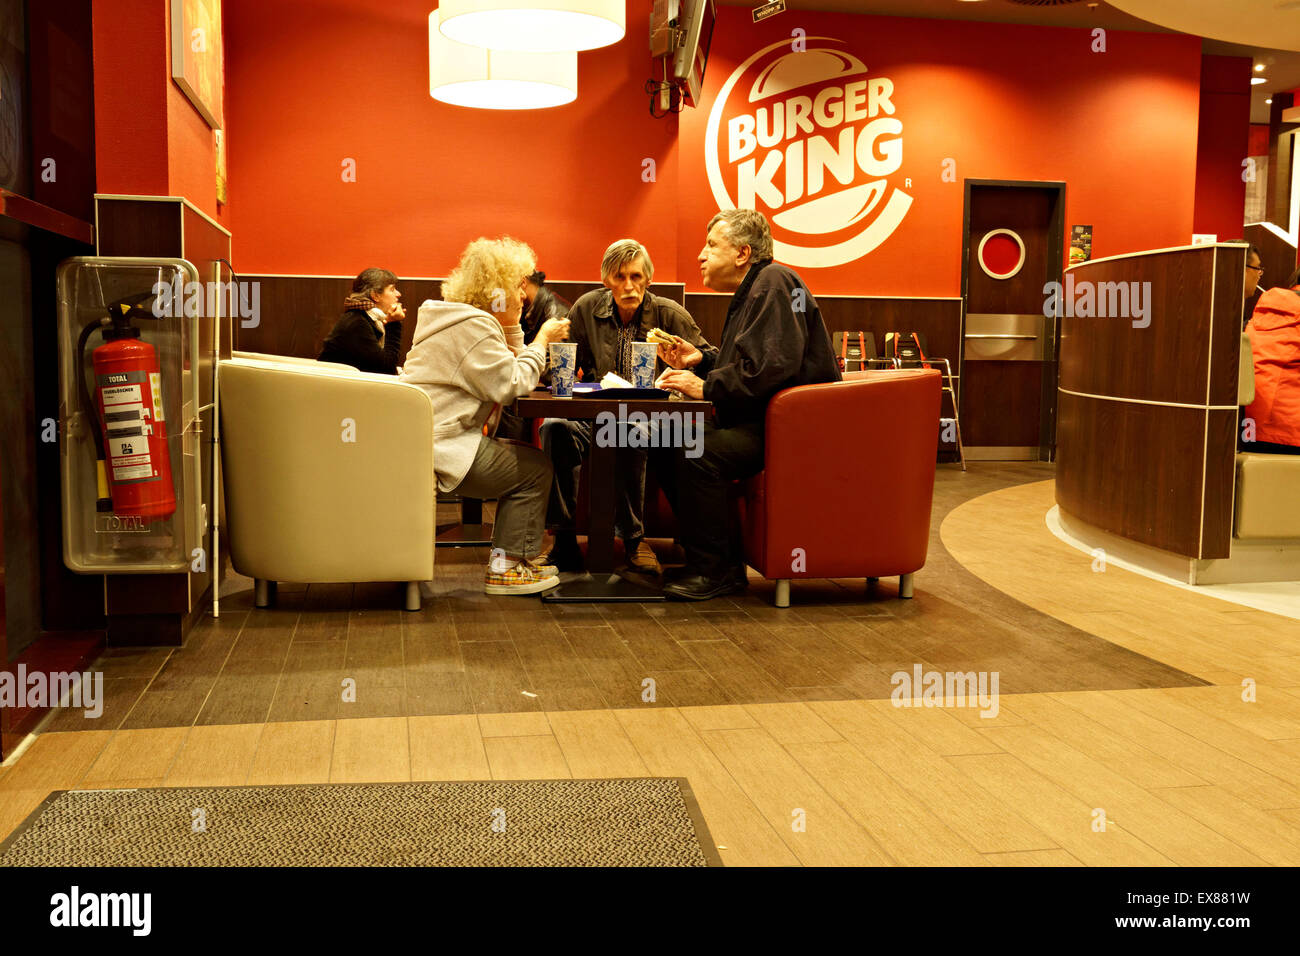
[[399, 299, 547, 493]]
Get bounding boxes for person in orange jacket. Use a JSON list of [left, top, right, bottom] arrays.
[[1243, 266, 1300, 455]]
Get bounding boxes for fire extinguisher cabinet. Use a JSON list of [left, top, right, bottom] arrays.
[[57, 257, 202, 572]]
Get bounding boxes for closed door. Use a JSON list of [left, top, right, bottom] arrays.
[[960, 181, 1064, 460]]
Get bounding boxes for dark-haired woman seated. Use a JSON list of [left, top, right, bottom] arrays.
[[318, 268, 406, 373]]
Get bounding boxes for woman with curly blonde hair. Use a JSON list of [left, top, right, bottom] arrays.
[[400, 237, 571, 595]]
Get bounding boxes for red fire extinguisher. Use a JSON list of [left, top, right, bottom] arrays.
[[78, 293, 177, 520]]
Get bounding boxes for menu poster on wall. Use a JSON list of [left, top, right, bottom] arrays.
[[1069, 225, 1093, 264]]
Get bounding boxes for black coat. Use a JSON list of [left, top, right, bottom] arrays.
[[318, 309, 403, 374], [521, 285, 571, 345], [696, 260, 841, 427]]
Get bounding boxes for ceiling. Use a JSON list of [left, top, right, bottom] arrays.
[[719, 0, 1300, 122]]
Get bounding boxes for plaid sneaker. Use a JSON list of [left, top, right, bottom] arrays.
[[485, 561, 561, 595], [526, 557, 559, 578]]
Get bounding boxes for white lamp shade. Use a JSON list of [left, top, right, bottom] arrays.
[[429, 13, 577, 110], [437, 0, 625, 53]]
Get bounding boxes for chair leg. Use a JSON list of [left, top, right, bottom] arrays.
[[774, 579, 791, 608], [866, 576, 879, 591], [255, 579, 272, 608], [404, 581, 421, 612], [899, 573, 914, 599]]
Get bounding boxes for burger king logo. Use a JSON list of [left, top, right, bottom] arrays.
[[705, 37, 912, 269]]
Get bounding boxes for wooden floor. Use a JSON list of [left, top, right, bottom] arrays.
[[3, 470, 1299, 866], [35, 464, 1200, 734]]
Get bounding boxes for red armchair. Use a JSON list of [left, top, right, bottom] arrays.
[[740, 369, 942, 607]]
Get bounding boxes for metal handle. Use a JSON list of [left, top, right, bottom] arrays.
[[964, 334, 1038, 340]]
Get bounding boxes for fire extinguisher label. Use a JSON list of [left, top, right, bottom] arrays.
[[98, 381, 156, 481], [101, 384, 143, 405], [149, 372, 165, 422]]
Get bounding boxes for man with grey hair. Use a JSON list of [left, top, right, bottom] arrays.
[[652, 208, 839, 600], [539, 239, 711, 575]]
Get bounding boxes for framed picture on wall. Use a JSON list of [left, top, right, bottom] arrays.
[[215, 128, 227, 204], [170, 0, 224, 129]]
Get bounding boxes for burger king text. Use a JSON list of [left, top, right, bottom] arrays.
[[727, 79, 901, 209]]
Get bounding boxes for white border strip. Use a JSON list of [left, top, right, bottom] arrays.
[[1047, 505, 1300, 620], [238, 276, 955, 301], [1065, 241, 1244, 273], [1199, 248, 1220, 556], [1058, 387, 1237, 411], [241, 272, 692, 287]]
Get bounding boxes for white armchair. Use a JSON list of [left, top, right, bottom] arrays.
[[217, 357, 436, 610]]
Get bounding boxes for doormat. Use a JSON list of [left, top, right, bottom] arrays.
[[0, 778, 722, 867]]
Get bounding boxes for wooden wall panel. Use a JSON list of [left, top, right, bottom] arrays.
[[1055, 244, 1244, 559], [960, 361, 1042, 447], [1201, 409, 1238, 558], [1059, 247, 1216, 405], [234, 275, 963, 462], [27, 0, 97, 223], [239, 275, 962, 367], [1056, 392, 1218, 558], [1209, 245, 1247, 406], [684, 293, 962, 366], [96, 199, 181, 257], [0, 227, 41, 659], [2, 196, 101, 755], [236, 276, 686, 359]]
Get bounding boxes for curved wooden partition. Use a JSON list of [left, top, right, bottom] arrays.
[[1055, 243, 1246, 559]]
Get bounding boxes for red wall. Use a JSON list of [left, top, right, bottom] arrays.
[[1248, 124, 1270, 157], [225, 0, 677, 282], [92, 0, 169, 198], [221, 2, 1207, 296], [680, 10, 1203, 294], [92, 0, 226, 225], [1192, 54, 1251, 241]]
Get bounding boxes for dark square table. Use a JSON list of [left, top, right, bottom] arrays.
[[513, 389, 711, 602]]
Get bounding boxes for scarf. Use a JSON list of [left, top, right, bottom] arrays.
[[344, 295, 390, 335]]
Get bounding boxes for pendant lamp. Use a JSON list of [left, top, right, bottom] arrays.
[[437, 0, 625, 54], [429, 12, 577, 110]]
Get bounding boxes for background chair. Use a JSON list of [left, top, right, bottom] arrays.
[[218, 358, 437, 610], [740, 369, 942, 607], [833, 330, 878, 372]]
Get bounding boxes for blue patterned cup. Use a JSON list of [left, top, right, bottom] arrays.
[[549, 342, 577, 397], [631, 341, 658, 389]]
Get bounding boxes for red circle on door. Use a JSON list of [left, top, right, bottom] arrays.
[[977, 229, 1026, 280]]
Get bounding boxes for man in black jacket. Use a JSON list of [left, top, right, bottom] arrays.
[[654, 209, 840, 600]]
